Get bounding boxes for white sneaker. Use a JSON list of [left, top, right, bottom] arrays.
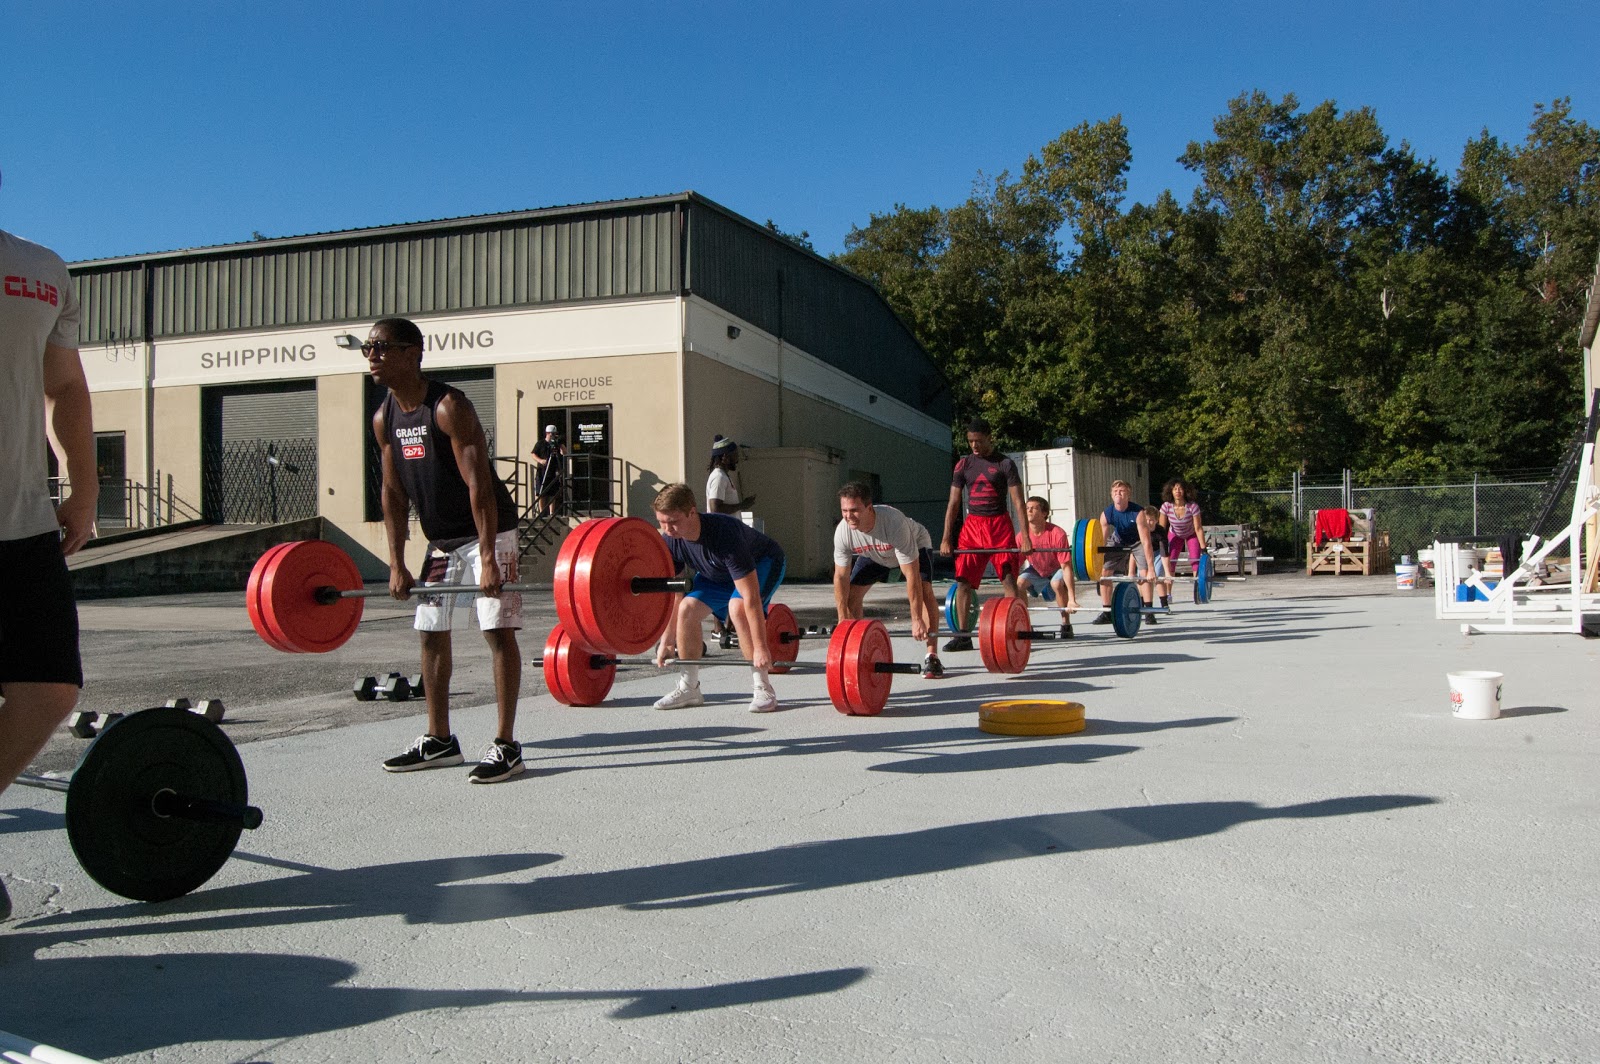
[[749, 683, 779, 714], [654, 680, 705, 710]]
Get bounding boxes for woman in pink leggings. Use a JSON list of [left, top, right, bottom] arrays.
[[1158, 478, 1207, 578]]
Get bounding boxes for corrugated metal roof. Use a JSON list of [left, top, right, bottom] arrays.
[[68, 191, 949, 419]]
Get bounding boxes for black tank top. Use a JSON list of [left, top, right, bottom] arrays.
[[381, 379, 518, 544]]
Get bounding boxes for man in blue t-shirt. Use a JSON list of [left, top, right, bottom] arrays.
[[651, 483, 787, 713], [1094, 480, 1158, 625]]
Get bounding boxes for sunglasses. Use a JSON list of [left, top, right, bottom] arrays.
[[360, 341, 418, 356]]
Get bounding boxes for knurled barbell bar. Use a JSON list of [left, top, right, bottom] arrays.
[[13, 706, 263, 902], [247, 517, 691, 655]]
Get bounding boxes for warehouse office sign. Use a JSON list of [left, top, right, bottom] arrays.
[[536, 373, 615, 402]]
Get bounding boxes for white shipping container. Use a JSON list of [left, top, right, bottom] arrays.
[[1005, 447, 1149, 532]]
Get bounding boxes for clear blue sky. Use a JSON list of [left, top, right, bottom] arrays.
[[2, 0, 1594, 264]]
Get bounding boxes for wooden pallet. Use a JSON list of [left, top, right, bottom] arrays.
[[1307, 509, 1390, 575]]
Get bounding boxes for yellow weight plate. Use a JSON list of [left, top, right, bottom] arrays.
[[1082, 518, 1103, 579], [979, 700, 1086, 725], [978, 717, 1088, 736]]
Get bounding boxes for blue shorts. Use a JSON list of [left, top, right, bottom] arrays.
[[849, 549, 934, 586], [1018, 567, 1065, 599], [687, 556, 785, 623]]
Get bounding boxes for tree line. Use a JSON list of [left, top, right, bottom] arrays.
[[833, 92, 1599, 493]]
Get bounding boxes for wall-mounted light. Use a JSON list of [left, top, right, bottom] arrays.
[[868, 394, 878, 404], [726, 325, 741, 340], [333, 333, 362, 350]]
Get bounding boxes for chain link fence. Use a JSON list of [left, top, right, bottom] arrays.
[[203, 438, 320, 524], [1209, 470, 1570, 564]]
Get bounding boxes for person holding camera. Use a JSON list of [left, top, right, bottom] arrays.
[[530, 424, 565, 517]]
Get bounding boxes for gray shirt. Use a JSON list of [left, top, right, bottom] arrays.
[[0, 229, 79, 540], [833, 505, 931, 569]]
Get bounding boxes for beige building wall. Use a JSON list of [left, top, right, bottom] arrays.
[[151, 386, 203, 511], [498, 351, 684, 519], [86, 388, 146, 476]]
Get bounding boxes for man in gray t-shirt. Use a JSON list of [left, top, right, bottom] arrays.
[[0, 219, 99, 909], [833, 483, 945, 678]]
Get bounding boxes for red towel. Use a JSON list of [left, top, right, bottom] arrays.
[[1313, 509, 1352, 547]]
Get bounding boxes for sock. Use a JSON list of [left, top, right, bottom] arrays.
[[683, 664, 701, 686], [752, 666, 770, 687]]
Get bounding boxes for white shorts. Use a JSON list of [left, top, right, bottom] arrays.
[[414, 529, 523, 633]]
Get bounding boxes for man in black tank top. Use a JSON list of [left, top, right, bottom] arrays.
[[368, 316, 526, 783]]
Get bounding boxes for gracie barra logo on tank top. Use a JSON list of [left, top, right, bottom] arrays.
[[395, 424, 429, 461]]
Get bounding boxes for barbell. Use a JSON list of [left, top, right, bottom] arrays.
[[246, 518, 690, 655], [13, 706, 262, 902], [540, 598, 1040, 714]]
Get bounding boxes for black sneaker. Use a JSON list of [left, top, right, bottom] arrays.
[[922, 654, 946, 679], [468, 739, 525, 784], [383, 733, 464, 772], [1091, 612, 1114, 625], [1058, 623, 1074, 640], [942, 635, 973, 652], [719, 627, 737, 650], [0, 877, 10, 921], [1145, 611, 1158, 626]]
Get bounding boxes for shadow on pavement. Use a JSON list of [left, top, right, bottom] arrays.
[[0, 946, 868, 1057], [24, 793, 1435, 935]]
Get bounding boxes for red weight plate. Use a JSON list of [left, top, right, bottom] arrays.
[[543, 624, 615, 707], [1001, 595, 1031, 673], [978, 597, 1002, 672], [246, 542, 297, 651], [766, 603, 799, 673], [552, 517, 609, 646], [259, 540, 365, 654], [844, 620, 894, 716], [825, 620, 858, 714], [570, 517, 677, 655]]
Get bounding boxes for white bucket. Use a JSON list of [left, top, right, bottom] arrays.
[[1448, 670, 1503, 720], [1454, 547, 1477, 574], [1395, 562, 1418, 590]]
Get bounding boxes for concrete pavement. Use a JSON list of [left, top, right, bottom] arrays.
[[2, 574, 1596, 1062]]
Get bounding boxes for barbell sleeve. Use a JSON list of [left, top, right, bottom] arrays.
[[150, 789, 265, 830]]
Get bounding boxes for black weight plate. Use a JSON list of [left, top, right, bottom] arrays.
[[1110, 582, 1143, 639], [64, 706, 249, 902]]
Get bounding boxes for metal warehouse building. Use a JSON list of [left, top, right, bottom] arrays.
[[68, 192, 954, 578]]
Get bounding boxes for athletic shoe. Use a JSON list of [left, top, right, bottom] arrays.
[[1145, 612, 1158, 626], [1091, 612, 1114, 625], [922, 654, 945, 679], [1, 877, 10, 921], [468, 739, 525, 784], [719, 628, 737, 650], [383, 733, 464, 772], [1058, 623, 1074, 640], [654, 679, 705, 710], [1161, 596, 1170, 608], [942, 635, 973, 652], [749, 682, 779, 713]]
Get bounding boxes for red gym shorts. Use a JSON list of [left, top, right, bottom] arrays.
[[0, 530, 83, 687], [954, 513, 1020, 587]]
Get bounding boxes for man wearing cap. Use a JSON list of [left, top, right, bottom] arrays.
[[0, 199, 99, 920], [530, 424, 564, 517], [705, 434, 754, 515]]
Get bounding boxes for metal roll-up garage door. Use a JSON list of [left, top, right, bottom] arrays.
[[202, 381, 319, 523]]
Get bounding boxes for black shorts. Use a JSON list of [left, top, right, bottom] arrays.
[[849, 548, 934, 586], [0, 530, 83, 687]]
